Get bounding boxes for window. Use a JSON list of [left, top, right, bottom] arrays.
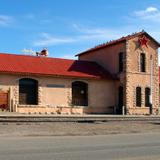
[[19, 78, 38, 105], [140, 53, 146, 72], [136, 87, 141, 107], [72, 81, 88, 106], [119, 52, 123, 72], [145, 87, 151, 107]]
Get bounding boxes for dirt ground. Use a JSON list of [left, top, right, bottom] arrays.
[[0, 121, 160, 136]]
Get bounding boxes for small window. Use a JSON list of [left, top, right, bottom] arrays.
[[140, 53, 145, 72], [119, 52, 123, 72], [136, 87, 141, 107], [145, 87, 151, 107]]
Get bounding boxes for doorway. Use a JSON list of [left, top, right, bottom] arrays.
[[0, 92, 8, 111], [72, 81, 88, 106], [19, 78, 38, 105], [117, 86, 123, 114]]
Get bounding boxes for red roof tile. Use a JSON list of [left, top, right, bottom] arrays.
[[76, 31, 160, 56], [0, 53, 112, 80]]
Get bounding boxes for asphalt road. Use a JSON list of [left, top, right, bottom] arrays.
[[0, 133, 160, 160]]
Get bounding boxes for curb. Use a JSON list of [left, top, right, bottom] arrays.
[[0, 115, 160, 122]]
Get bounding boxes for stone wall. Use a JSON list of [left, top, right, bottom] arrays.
[[78, 33, 160, 115], [0, 74, 116, 114], [79, 42, 126, 75], [79, 41, 126, 108], [125, 36, 159, 115]]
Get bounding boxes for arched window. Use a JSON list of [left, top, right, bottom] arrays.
[[136, 87, 141, 107], [140, 53, 146, 72], [145, 87, 151, 107], [119, 52, 123, 72], [19, 78, 38, 105], [72, 81, 88, 106]]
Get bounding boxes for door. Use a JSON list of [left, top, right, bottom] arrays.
[[118, 86, 123, 114], [72, 81, 88, 106], [0, 92, 8, 110]]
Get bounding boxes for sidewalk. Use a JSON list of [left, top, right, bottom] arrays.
[[1, 111, 160, 116], [0, 112, 160, 122]]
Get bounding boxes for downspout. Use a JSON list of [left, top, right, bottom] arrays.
[[150, 55, 153, 114]]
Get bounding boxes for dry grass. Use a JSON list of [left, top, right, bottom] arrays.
[[0, 121, 160, 136]]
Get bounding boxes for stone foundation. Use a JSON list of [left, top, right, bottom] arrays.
[[16, 105, 114, 115], [127, 107, 159, 115]]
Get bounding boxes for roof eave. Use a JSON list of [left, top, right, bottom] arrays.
[[75, 39, 126, 57], [0, 71, 110, 81], [144, 32, 160, 47], [75, 31, 160, 57]]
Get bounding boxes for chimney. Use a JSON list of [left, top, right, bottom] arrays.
[[40, 48, 48, 56]]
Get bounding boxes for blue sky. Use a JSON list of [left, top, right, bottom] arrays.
[[0, 0, 160, 61]]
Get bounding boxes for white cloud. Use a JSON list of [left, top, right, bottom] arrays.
[[33, 33, 75, 46], [145, 7, 158, 13], [33, 25, 135, 47], [59, 54, 77, 60], [73, 24, 114, 36], [134, 6, 160, 22], [0, 15, 13, 26], [73, 24, 131, 40]]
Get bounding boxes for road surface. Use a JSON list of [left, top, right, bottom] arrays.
[[0, 133, 160, 160]]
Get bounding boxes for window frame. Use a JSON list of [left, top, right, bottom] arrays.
[[72, 81, 88, 106], [140, 53, 146, 72], [119, 52, 123, 72], [145, 87, 151, 107]]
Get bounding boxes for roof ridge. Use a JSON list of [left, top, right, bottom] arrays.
[[0, 52, 78, 62], [93, 31, 144, 49], [76, 30, 157, 56], [0, 53, 107, 65]]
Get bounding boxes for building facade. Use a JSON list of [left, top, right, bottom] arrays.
[[0, 31, 159, 115]]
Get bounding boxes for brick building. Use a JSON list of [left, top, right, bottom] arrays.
[[0, 31, 159, 115]]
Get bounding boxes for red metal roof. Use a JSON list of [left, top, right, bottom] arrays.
[[0, 53, 112, 80], [76, 31, 160, 56]]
